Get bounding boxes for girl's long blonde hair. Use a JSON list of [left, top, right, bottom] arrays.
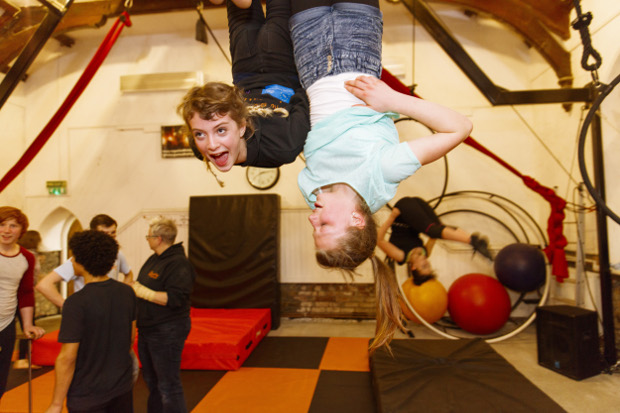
[[315, 198, 403, 354]]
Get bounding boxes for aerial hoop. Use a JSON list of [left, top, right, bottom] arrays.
[[395, 191, 551, 343], [394, 116, 448, 210], [577, 72, 620, 225], [397, 263, 551, 343]]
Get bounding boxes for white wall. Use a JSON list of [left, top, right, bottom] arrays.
[[1, 1, 619, 309], [0, 86, 26, 207]]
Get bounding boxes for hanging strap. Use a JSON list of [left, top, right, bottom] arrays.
[[464, 137, 569, 282], [380, 69, 569, 282], [571, 0, 602, 85], [0, 11, 132, 194]]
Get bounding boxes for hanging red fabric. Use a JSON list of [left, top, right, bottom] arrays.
[[380, 69, 569, 282], [0, 11, 132, 194]]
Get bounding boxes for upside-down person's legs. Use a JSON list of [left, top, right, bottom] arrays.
[[291, 0, 331, 15], [415, 198, 492, 259], [291, 0, 379, 16], [260, 0, 298, 75], [289, 0, 382, 91], [209, 0, 252, 8], [439, 226, 472, 244], [439, 220, 493, 260], [395, 197, 442, 235], [228, 0, 297, 81], [227, 0, 265, 79]]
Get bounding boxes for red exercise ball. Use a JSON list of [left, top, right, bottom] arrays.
[[448, 273, 511, 335]]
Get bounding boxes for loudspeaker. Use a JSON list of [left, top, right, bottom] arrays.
[[536, 305, 601, 380]]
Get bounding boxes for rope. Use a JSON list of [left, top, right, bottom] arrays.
[[380, 68, 569, 282], [510, 106, 578, 186], [0, 12, 132, 194], [196, 6, 232, 66]]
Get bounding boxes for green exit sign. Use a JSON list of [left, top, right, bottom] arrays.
[[46, 180, 67, 196]]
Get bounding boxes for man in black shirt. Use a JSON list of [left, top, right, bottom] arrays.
[[45, 230, 136, 413]]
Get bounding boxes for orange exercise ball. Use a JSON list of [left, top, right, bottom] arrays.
[[400, 277, 448, 324]]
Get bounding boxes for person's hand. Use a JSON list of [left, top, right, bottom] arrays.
[[344, 75, 396, 112], [44, 404, 63, 413], [133, 282, 156, 301], [25, 325, 46, 340], [391, 207, 401, 218]]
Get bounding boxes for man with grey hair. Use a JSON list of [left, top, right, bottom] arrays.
[[133, 217, 195, 413]]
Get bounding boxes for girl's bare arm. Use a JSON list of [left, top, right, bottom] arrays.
[[344, 75, 472, 166]]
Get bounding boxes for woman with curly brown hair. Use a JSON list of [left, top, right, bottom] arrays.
[[178, 0, 310, 185]]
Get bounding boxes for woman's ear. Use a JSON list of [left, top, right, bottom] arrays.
[[351, 211, 366, 229], [240, 121, 247, 138]]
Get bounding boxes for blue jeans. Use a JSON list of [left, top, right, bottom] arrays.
[[289, 2, 383, 89], [138, 318, 191, 413]]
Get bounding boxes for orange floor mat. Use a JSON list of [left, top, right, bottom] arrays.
[[6, 336, 376, 413], [191, 367, 320, 413], [319, 337, 370, 372], [0, 370, 67, 413]]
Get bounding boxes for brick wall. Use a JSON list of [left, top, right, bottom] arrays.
[[281, 283, 376, 319]]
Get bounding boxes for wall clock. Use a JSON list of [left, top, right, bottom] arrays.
[[246, 167, 280, 190]]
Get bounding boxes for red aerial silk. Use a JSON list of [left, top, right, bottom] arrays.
[[380, 69, 569, 282], [0, 12, 132, 193]]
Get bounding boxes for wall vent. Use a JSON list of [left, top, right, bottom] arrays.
[[120, 71, 204, 92]]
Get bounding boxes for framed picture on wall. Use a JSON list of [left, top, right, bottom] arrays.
[[161, 125, 194, 158]]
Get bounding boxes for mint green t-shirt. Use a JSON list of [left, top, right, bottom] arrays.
[[298, 106, 421, 213]]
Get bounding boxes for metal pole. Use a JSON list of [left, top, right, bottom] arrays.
[[591, 100, 616, 366], [28, 338, 32, 413], [575, 183, 586, 307]]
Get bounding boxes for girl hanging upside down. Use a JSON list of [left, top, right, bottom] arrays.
[[378, 197, 492, 286], [178, 0, 310, 185], [290, 0, 473, 353]]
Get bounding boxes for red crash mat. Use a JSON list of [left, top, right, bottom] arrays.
[[31, 329, 61, 366], [179, 308, 271, 370], [32, 308, 271, 371]]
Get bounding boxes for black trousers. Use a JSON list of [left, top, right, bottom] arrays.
[[395, 197, 445, 237], [0, 319, 16, 397], [228, 0, 298, 82]]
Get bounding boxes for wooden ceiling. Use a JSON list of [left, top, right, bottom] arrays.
[[0, 0, 575, 85]]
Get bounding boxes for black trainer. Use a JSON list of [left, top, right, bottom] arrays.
[[470, 233, 493, 261]]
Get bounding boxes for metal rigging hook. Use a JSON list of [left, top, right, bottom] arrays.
[[571, 0, 602, 86]]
